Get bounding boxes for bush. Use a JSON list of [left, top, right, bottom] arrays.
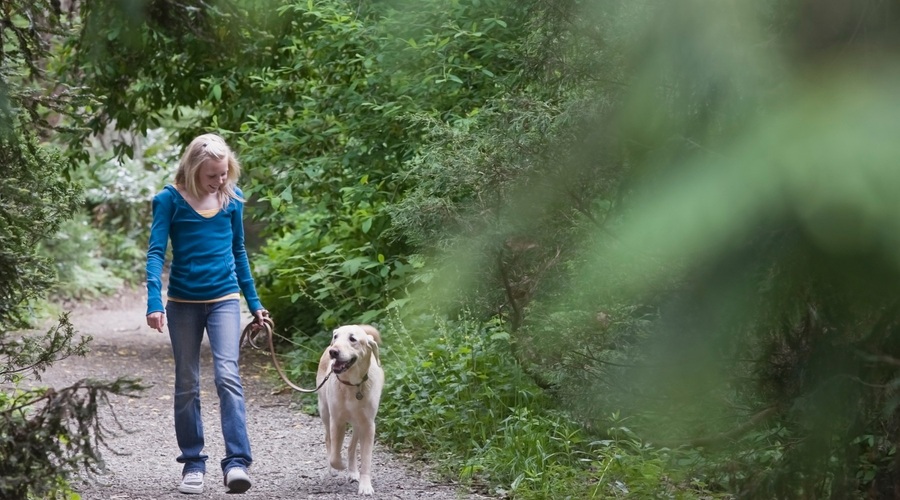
[[0, 3, 152, 497], [0, 132, 80, 328], [39, 213, 125, 302], [0, 315, 146, 499], [375, 312, 705, 498]]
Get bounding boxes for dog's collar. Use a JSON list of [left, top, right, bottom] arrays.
[[335, 373, 369, 400]]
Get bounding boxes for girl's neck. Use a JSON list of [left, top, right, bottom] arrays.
[[177, 185, 221, 211]]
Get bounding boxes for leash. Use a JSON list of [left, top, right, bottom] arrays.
[[240, 317, 332, 394]]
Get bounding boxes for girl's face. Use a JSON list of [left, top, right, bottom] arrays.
[[199, 157, 229, 194]]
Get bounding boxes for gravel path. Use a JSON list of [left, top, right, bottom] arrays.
[[35, 293, 489, 500]]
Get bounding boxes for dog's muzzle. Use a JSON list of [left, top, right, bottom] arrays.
[[329, 351, 357, 374]]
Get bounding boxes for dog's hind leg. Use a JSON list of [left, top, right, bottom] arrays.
[[356, 424, 376, 495]]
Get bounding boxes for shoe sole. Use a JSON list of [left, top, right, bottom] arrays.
[[226, 478, 251, 494], [177, 484, 204, 494]]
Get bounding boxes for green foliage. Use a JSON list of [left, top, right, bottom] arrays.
[[39, 213, 125, 302], [0, 309, 149, 499], [44, 128, 176, 300], [515, 301, 654, 423], [388, 3, 627, 325], [1, 4, 151, 498], [0, 314, 89, 384], [0, 131, 81, 329], [374, 0, 529, 119], [375, 313, 713, 498], [257, 233, 412, 333], [0, 0, 87, 143], [543, 2, 900, 497], [56, 0, 261, 160], [0, 128, 133, 500], [55, 0, 536, 331], [0, 371, 147, 499], [381, 0, 900, 496], [378, 315, 538, 454], [234, 0, 534, 331], [587, 417, 710, 500], [44, 0, 900, 496], [378, 313, 571, 494]]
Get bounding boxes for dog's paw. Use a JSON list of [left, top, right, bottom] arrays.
[[358, 476, 374, 495], [328, 458, 347, 473]]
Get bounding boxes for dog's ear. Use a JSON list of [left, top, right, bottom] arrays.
[[371, 339, 381, 367], [359, 325, 382, 366], [365, 334, 382, 367], [359, 324, 381, 344]]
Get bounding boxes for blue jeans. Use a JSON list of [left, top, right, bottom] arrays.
[[166, 299, 252, 475]]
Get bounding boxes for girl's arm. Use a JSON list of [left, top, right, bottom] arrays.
[[231, 192, 264, 314], [146, 190, 173, 315]]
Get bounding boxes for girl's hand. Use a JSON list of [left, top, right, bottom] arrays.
[[147, 312, 166, 333], [253, 308, 270, 326]]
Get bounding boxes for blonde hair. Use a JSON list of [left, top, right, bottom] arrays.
[[174, 133, 244, 207]]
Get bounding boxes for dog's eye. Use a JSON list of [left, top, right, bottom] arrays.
[[349, 335, 356, 342], [333, 334, 337, 340]]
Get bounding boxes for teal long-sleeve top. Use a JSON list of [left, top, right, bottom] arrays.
[[145, 184, 263, 316]]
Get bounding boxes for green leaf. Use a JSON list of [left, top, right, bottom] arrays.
[[386, 298, 410, 310], [358, 309, 380, 324], [341, 257, 369, 275], [490, 331, 510, 341]]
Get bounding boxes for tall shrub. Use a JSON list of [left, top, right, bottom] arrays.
[[1, 2, 147, 497]]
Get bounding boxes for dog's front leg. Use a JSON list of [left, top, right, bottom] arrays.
[[327, 420, 347, 475], [347, 431, 360, 482], [357, 423, 376, 495], [320, 405, 332, 459]]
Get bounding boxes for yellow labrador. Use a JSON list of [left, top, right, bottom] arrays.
[[316, 324, 384, 495]]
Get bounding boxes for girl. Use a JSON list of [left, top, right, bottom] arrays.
[[145, 133, 267, 494]]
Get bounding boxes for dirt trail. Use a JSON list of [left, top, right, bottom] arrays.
[[34, 292, 487, 500]]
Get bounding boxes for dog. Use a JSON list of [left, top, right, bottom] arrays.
[[316, 324, 384, 495]]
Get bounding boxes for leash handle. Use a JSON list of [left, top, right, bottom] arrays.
[[240, 318, 331, 394]]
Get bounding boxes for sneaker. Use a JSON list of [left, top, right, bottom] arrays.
[[178, 471, 204, 494], [224, 467, 252, 493]]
